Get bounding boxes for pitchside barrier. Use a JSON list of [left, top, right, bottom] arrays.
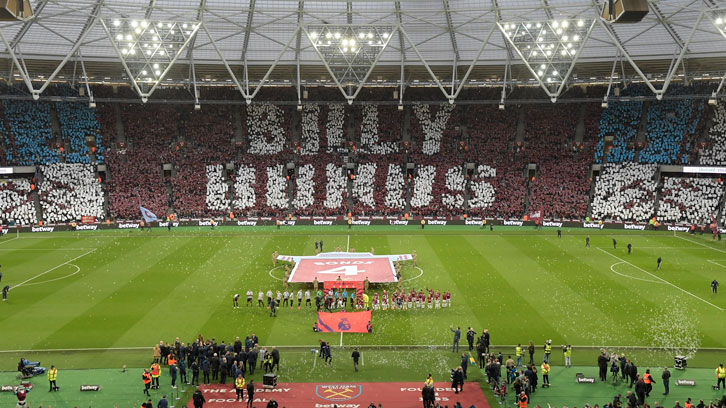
[[3, 217, 706, 233]]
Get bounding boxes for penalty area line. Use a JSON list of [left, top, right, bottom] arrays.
[[609, 261, 662, 284], [11, 248, 97, 290], [676, 235, 726, 254], [708, 260, 726, 269], [597, 248, 723, 311], [0, 235, 19, 245]]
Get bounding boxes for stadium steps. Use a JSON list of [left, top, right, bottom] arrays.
[[574, 104, 586, 143], [715, 181, 726, 222], [402, 105, 411, 142], [346, 105, 355, 143], [113, 104, 125, 143], [697, 104, 714, 165], [652, 166, 663, 216], [234, 107, 243, 143], [635, 100, 650, 146], [50, 104, 65, 162], [290, 107, 300, 145], [515, 108, 525, 143], [522, 166, 534, 215]]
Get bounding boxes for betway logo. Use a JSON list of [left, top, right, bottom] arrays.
[[583, 222, 604, 229], [576, 377, 596, 384], [676, 379, 696, 386], [667, 225, 689, 232], [159, 222, 180, 227], [314, 220, 333, 226], [503, 220, 523, 226], [32, 226, 54, 233], [118, 223, 140, 229], [283, 221, 296, 226], [623, 224, 646, 231], [0, 229, 8, 235], [80, 385, 101, 391], [236, 220, 257, 226], [543, 221, 563, 227], [76, 225, 98, 231], [389, 220, 408, 225], [199, 220, 214, 226], [352, 220, 371, 226], [465, 220, 482, 225], [427, 220, 447, 225]]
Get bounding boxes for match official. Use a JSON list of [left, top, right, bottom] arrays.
[[48, 365, 58, 392], [352, 348, 360, 372]]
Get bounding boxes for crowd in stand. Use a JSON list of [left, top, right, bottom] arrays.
[[38, 163, 105, 223], [700, 102, 726, 166], [591, 163, 657, 222], [640, 98, 703, 164], [55, 101, 104, 164], [2, 100, 58, 165], [206, 164, 230, 213], [384, 163, 407, 212], [246, 104, 290, 155], [412, 104, 457, 155], [0, 178, 37, 225], [1, 84, 725, 223], [657, 177, 722, 224], [357, 104, 400, 155]]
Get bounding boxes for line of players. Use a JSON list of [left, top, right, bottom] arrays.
[[233, 290, 313, 309], [371, 288, 451, 310]]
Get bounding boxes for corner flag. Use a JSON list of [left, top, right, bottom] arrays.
[[140, 207, 159, 223]]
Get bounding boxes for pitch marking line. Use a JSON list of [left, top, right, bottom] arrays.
[[11, 248, 96, 290], [708, 260, 726, 269], [0, 236, 19, 245], [0, 248, 98, 251], [675, 235, 726, 254], [17, 264, 81, 287], [609, 261, 663, 284], [401, 266, 424, 282], [597, 248, 723, 311], [269, 265, 285, 281], [347, 234, 350, 252]]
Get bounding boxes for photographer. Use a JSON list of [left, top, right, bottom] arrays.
[[610, 359, 620, 384]]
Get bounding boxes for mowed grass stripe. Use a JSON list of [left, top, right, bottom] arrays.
[[467, 235, 624, 346], [558, 238, 725, 347], [480, 236, 628, 348], [631, 243, 726, 306], [0, 236, 103, 286], [0, 237, 159, 349], [510, 236, 664, 346], [32, 237, 227, 349], [110, 235, 272, 347], [344, 232, 417, 346], [197, 234, 312, 346]]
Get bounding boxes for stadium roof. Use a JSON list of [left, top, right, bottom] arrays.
[[1, 0, 726, 102]]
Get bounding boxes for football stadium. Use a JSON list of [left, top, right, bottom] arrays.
[[2, 0, 726, 407]]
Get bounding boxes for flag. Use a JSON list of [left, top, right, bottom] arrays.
[[316, 311, 371, 333], [528, 207, 544, 222], [140, 207, 159, 223]]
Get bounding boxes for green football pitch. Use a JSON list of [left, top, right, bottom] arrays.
[[1, 225, 725, 407]]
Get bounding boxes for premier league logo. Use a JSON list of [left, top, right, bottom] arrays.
[[338, 318, 352, 331], [316, 384, 363, 401]]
